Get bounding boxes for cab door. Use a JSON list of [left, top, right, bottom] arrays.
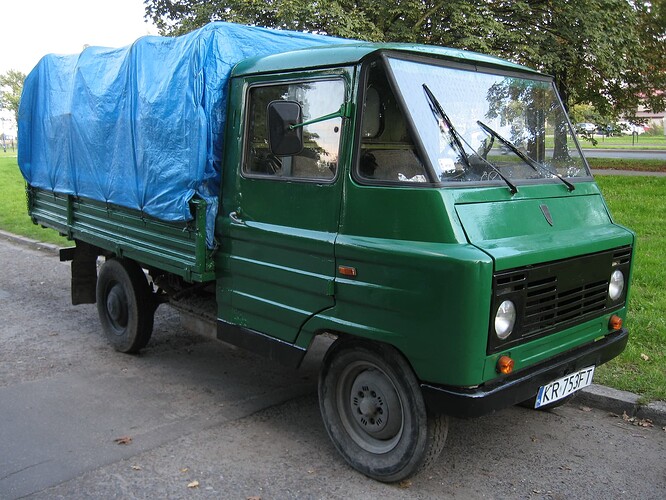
[[218, 72, 351, 344]]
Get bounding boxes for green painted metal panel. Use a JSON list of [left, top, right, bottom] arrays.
[[28, 187, 215, 282], [455, 191, 633, 270], [481, 306, 629, 382], [296, 165, 633, 387], [216, 67, 355, 343], [326, 236, 494, 386], [232, 43, 540, 78]]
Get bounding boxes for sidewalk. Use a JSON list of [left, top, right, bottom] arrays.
[[0, 229, 664, 426]]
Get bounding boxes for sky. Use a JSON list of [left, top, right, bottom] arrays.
[[1, 0, 158, 76]]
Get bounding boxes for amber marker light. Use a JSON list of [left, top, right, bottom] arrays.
[[338, 266, 357, 277], [609, 314, 623, 331], [497, 355, 515, 374]]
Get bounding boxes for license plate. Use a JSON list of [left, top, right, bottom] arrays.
[[534, 366, 595, 408]]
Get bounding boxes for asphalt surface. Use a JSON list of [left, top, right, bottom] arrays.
[[1, 235, 665, 499]]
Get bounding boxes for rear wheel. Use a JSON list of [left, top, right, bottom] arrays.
[[96, 258, 155, 353], [318, 339, 448, 482]]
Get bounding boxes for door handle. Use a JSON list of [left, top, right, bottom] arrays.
[[229, 211, 245, 225]]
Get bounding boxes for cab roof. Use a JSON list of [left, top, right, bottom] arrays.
[[231, 42, 543, 78]]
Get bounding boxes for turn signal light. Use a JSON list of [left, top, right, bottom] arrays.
[[338, 265, 357, 277], [497, 355, 515, 375], [609, 314, 623, 331]]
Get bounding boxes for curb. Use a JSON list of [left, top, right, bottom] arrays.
[[1, 230, 665, 427], [577, 384, 666, 427], [0, 229, 61, 256]]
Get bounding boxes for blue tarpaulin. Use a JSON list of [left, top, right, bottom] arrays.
[[18, 22, 346, 247]]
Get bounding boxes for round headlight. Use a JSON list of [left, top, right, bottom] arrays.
[[608, 269, 625, 301], [495, 300, 516, 340]]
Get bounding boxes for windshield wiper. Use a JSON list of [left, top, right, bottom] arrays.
[[477, 120, 575, 192], [422, 84, 517, 195]]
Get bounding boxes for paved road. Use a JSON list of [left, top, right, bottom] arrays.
[[582, 148, 666, 160], [1, 238, 665, 499]]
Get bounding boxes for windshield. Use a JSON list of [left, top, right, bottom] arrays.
[[386, 57, 589, 184]]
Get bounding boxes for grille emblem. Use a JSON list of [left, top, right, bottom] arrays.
[[540, 204, 553, 226]]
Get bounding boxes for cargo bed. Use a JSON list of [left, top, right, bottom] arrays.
[[28, 186, 215, 283]]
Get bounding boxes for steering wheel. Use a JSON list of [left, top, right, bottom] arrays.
[[265, 154, 282, 175]]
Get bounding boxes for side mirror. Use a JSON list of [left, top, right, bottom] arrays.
[[267, 100, 303, 156]]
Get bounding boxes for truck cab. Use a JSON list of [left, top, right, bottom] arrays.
[[215, 44, 633, 480]]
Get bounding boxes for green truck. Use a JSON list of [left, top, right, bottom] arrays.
[[19, 24, 633, 482]]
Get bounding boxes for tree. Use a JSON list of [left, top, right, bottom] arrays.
[[143, 0, 666, 119], [0, 69, 26, 125]]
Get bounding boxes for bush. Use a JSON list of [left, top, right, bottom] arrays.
[[644, 123, 664, 136]]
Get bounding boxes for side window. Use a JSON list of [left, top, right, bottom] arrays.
[[244, 79, 345, 181], [357, 64, 429, 183]]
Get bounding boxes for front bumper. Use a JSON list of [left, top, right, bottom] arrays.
[[421, 328, 629, 418]]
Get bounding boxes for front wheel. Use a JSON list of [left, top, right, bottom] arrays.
[[318, 339, 448, 482], [96, 258, 155, 353]]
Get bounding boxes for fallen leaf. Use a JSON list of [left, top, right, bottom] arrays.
[[180, 468, 189, 473], [131, 465, 142, 471], [398, 479, 412, 489], [621, 412, 653, 428], [579, 406, 592, 412], [640, 353, 650, 361], [530, 435, 538, 442], [114, 436, 132, 445], [246, 496, 261, 500], [187, 480, 199, 489]]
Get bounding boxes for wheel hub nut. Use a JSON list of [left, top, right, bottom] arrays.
[[349, 369, 401, 439]]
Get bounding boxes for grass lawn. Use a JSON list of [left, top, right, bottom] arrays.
[[1, 153, 664, 400], [0, 152, 68, 245], [588, 157, 666, 172], [579, 134, 666, 150], [595, 176, 666, 402]]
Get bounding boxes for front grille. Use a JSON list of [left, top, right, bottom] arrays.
[[488, 246, 631, 354], [523, 277, 608, 333]]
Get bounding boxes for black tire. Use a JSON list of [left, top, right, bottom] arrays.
[[96, 258, 155, 353], [318, 339, 448, 482]]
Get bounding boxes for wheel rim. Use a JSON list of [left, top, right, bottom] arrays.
[[105, 282, 129, 334], [336, 360, 404, 454]]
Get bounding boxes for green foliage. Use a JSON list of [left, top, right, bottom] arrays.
[[570, 104, 598, 125], [644, 123, 665, 137], [0, 69, 26, 124], [144, 1, 666, 119]]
